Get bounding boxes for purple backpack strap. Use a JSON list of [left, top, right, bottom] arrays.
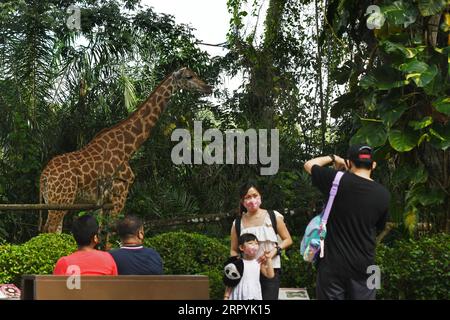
[[321, 171, 344, 225]]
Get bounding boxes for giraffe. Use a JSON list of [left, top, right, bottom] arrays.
[[40, 67, 212, 233]]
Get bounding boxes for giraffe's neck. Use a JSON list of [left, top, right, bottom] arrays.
[[121, 74, 177, 156]]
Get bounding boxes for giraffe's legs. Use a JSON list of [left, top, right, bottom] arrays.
[[101, 162, 134, 248], [110, 162, 135, 219], [42, 178, 77, 233], [43, 210, 69, 233]]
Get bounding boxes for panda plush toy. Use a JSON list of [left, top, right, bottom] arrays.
[[223, 255, 244, 287]]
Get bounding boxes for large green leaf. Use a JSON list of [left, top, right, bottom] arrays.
[[360, 66, 409, 90], [418, 0, 448, 16], [432, 97, 450, 115], [392, 163, 428, 185], [381, 104, 409, 128], [382, 40, 418, 58], [429, 124, 450, 150], [359, 74, 409, 90], [405, 64, 438, 87], [407, 184, 446, 207], [408, 116, 433, 130], [423, 72, 445, 96], [363, 92, 377, 111], [351, 122, 388, 147], [399, 60, 429, 73], [388, 128, 419, 152], [382, 1, 418, 27], [373, 143, 393, 161], [330, 91, 358, 118]]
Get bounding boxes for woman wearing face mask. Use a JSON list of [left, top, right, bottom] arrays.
[[229, 181, 293, 300]]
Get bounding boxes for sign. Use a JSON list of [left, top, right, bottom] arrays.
[[278, 288, 310, 300]]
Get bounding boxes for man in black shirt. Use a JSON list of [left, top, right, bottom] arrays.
[[110, 215, 163, 275], [304, 145, 390, 300]]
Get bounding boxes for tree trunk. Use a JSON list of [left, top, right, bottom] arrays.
[[314, 0, 326, 152], [427, 14, 442, 47]]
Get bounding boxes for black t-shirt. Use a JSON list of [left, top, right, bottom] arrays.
[[311, 165, 390, 279], [109, 246, 164, 275]]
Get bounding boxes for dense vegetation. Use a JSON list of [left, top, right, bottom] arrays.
[[0, 0, 448, 272]]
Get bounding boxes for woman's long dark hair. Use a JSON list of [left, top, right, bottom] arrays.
[[238, 180, 262, 217]]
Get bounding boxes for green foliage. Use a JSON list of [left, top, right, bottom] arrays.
[[388, 129, 419, 152], [433, 97, 450, 116], [376, 233, 450, 299], [145, 231, 228, 299], [351, 121, 388, 148], [382, 0, 418, 27], [0, 233, 76, 284], [326, 0, 449, 232], [417, 0, 449, 16]]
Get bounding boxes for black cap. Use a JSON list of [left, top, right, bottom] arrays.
[[223, 256, 244, 287], [347, 144, 373, 163]]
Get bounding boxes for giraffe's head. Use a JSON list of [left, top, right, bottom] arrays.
[[172, 67, 212, 94]]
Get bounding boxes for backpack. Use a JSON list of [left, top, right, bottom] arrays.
[[300, 171, 344, 264], [223, 255, 244, 287], [235, 209, 278, 238]]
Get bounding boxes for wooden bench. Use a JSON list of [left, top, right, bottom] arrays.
[[21, 275, 209, 300]]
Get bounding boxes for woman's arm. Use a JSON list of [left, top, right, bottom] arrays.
[[265, 215, 293, 259], [276, 215, 293, 252], [230, 223, 239, 257], [258, 214, 293, 262]]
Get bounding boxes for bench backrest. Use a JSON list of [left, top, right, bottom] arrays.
[[21, 275, 209, 300]]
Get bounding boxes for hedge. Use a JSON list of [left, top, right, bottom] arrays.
[[144, 231, 228, 299], [376, 233, 450, 299], [0, 233, 76, 284], [0, 232, 448, 299]]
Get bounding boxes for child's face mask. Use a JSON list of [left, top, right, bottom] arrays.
[[242, 242, 259, 257]]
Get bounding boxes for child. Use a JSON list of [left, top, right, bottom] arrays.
[[223, 233, 274, 300]]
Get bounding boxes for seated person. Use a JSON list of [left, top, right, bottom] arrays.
[[109, 215, 163, 275], [53, 215, 118, 275]]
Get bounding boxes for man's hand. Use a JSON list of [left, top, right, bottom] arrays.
[[304, 155, 333, 174], [333, 155, 347, 171]]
